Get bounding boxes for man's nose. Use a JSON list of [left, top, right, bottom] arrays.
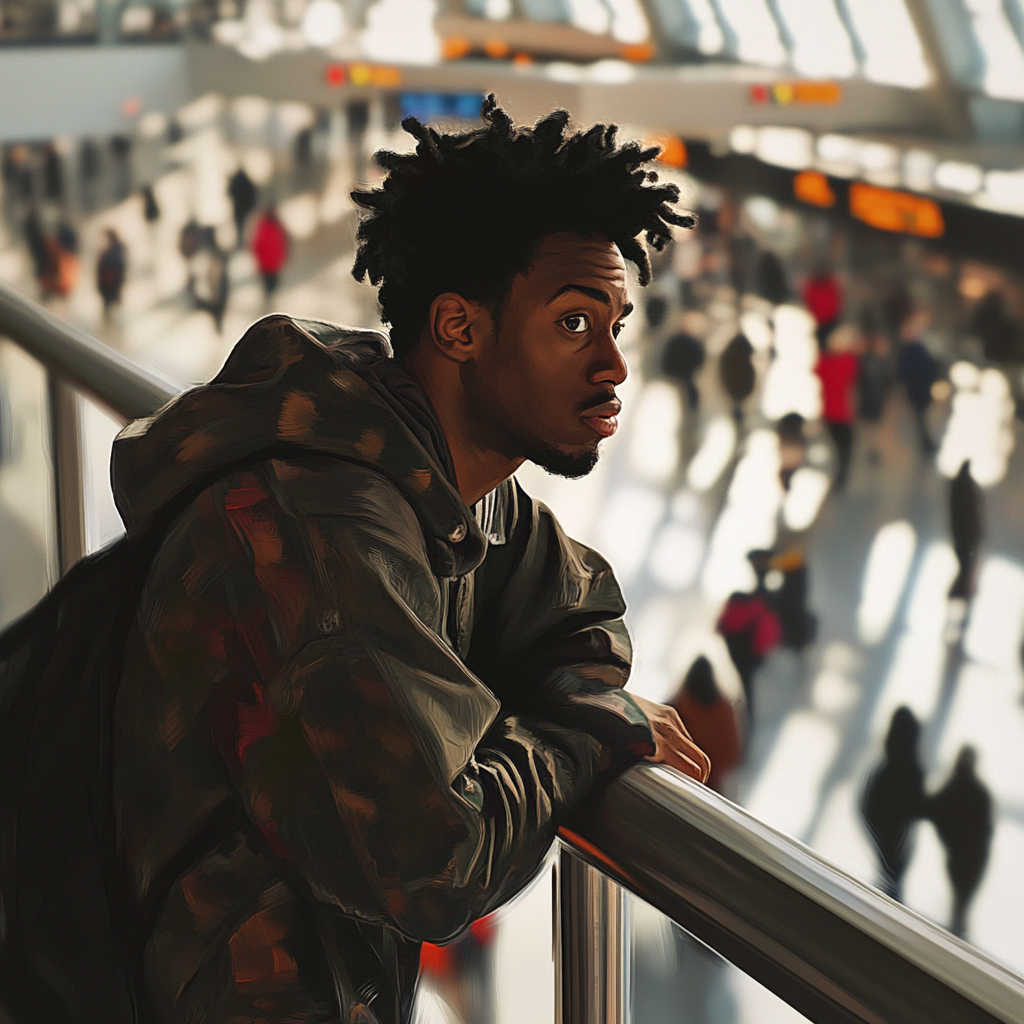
[[591, 331, 628, 387]]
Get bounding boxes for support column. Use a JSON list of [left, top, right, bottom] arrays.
[[555, 843, 629, 1024]]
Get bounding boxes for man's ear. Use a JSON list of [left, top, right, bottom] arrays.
[[428, 293, 488, 363]]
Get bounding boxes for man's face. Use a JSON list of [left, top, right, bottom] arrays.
[[463, 232, 631, 478]]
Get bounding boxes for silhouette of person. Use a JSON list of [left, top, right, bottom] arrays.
[[949, 460, 983, 600], [927, 746, 993, 939], [668, 656, 741, 793], [719, 332, 756, 426], [227, 166, 257, 247], [141, 183, 160, 224], [768, 549, 816, 651], [776, 412, 806, 490], [897, 312, 939, 455], [861, 707, 925, 901], [97, 228, 127, 318], [755, 250, 789, 304], [662, 330, 705, 412]]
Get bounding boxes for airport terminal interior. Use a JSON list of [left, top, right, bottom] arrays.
[[2, 1, 1024, 1021]]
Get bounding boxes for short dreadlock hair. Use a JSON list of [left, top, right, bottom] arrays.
[[351, 95, 695, 359]]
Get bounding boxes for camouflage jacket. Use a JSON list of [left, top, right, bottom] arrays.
[[111, 316, 654, 1024]]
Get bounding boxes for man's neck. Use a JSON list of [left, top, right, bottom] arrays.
[[402, 354, 523, 506]]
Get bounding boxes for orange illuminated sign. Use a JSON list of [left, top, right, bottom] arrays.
[[328, 63, 403, 88], [794, 170, 835, 208], [750, 81, 842, 105], [849, 182, 944, 238], [647, 134, 687, 169], [620, 42, 655, 62]]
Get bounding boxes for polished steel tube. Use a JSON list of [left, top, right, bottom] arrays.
[[0, 279, 178, 423], [47, 373, 86, 575], [555, 844, 628, 1024], [570, 764, 1024, 1024]]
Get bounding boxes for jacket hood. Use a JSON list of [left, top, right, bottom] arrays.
[[111, 315, 486, 577]]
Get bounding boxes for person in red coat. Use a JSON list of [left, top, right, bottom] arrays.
[[251, 206, 289, 298], [669, 656, 742, 793], [815, 323, 860, 490], [803, 266, 842, 350], [716, 550, 782, 722]]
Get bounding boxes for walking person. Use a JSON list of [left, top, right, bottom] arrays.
[[802, 264, 842, 352], [661, 329, 705, 413], [719, 332, 756, 427], [857, 323, 892, 464], [227, 166, 257, 247], [861, 707, 925, 901], [897, 311, 939, 455], [716, 550, 782, 722], [97, 228, 127, 319], [949, 460, 983, 600], [927, 746, 993, 939], [141, 183, 160, 225], [21, 205, 49, 293], [815, 323, 860, 490], [190, 241, 230, 332], [668, 656, 742, 794], [251, 206, 289, 300]]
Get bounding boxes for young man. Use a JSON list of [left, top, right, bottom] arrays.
[[112, 98, 709, 1023]]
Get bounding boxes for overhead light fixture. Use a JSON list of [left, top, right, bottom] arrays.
[[902, 149, 935, 192], [977, 169, 1024, 215], [301, 0, 345, 47], [729, 124, 757, 155], [816, 133, 860, 178], [935, 160, 984, 194], [860, 142, 899, 186], [756, 126, 814, 170]]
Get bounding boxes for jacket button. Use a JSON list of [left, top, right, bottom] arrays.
[[448, 523, 466, 543]]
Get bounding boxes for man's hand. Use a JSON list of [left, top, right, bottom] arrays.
[[631, 694, 711, 784]]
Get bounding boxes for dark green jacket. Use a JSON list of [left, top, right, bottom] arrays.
[[111, 316, 653, 1023]]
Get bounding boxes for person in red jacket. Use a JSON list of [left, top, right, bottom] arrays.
[[803, 266, 842, 351], [815, 323, 860, 490], [716, 550, 782, 722], [251, 205, 289, 299], [669, 656, 742, 794]]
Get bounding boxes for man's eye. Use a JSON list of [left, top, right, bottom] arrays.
[[612, 321, 625, 338], [561, 314, 590, 334]]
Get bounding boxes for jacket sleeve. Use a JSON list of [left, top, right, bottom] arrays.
[[466, 482, 655, 759], [202, 462, 616, 944]]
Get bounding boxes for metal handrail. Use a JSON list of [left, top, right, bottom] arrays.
[[563, 764, 1024, 1024], [0, 279, 178, 422], [2, 282, 1022, 1024]]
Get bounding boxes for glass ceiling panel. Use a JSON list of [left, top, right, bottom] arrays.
[[646, 0, 724, 53], [843, 0, 930, 86], [775, 0, 856, 77], [963, 0, 1024, 100], [716, 0, 787, 65]]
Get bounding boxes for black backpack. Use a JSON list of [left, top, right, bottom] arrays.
[[0, 536, 157, 1023]]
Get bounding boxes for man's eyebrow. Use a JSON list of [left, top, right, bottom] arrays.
[[550, 284, 633, 311], [549, 284, 611, 305]]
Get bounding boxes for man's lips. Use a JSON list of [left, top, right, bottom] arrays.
[[581, 400, 621, 439]]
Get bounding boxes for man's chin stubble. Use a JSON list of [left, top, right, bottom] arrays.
[[523, 439, 601, 479]]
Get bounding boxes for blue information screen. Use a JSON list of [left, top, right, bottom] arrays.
[[400, 93, 485, 123]]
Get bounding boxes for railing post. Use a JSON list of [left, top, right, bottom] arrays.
[[47, 371, 86, 577], [555, 843, 629, 1024]]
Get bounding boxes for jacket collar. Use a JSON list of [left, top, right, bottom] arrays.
[[112, 315, 487, 577]]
